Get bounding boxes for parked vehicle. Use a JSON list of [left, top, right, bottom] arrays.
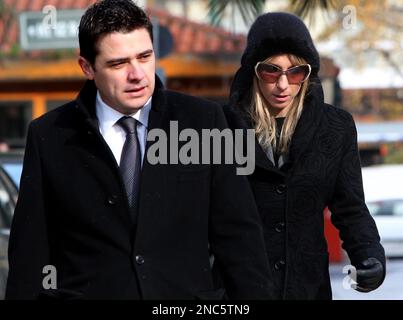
[[0, 151, 23, 299], [362, 164, 403, 258]]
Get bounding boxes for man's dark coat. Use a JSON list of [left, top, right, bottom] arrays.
[[6, 78, 273, 300]]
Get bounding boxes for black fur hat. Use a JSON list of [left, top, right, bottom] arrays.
[[230, 12, 321, 106]]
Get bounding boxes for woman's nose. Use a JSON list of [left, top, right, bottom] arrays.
[[276, 74, 289, 90]]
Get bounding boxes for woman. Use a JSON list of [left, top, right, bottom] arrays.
[[224, 12, 386, 299]]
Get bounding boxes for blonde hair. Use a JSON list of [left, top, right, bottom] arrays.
[[250, 54, 310, 154]]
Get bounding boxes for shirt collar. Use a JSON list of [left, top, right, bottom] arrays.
[[96, 91, 152, 132]]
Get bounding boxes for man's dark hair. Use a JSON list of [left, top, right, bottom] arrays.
[[79, 0, 153, 66]]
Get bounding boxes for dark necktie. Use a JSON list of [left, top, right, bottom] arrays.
[[117, 116, 141, 216]]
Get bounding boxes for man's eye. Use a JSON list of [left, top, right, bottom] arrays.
[[111, 62, 125, 68], [139, 54, 152, 60]]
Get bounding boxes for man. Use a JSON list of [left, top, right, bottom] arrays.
[[6, 0, 272, 300]]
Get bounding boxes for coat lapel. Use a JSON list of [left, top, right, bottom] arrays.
[[254, 138, 279, 173], [286, 82, 325, 169], [146, 76, 168, 133], [135, 77, 170, 230], [75, 80, 121, 170], [226, 89, 279, 175], [232, 107, 284, 176]]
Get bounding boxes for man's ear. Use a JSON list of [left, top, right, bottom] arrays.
[[78, 56, 95, 80]]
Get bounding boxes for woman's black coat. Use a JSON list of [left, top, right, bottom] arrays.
[[224, 12, 385, 300], [225, 86, 385, 299]]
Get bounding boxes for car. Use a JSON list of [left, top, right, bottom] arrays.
[[0, 151, 23, 299], [0, 152, 23, 189], [362, 164, 403, 258]]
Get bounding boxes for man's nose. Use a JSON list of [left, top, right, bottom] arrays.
[[127, 62, 145, 81]]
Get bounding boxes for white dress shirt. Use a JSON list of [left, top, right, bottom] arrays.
[[95, 91, 151, 166]]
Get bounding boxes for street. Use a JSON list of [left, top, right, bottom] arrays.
[[330, 258, 403, 300]]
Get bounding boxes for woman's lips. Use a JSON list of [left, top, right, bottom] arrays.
[[273, 94, 289, 102]]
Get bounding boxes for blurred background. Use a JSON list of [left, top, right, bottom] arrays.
[[0, 0, 402, 300]]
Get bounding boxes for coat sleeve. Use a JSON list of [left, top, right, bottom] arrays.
[[328, 114, 385, 270], [208, 105, 274, 300], [6, 121, 50, 299]]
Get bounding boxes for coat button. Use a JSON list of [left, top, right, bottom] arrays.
[[135, 255, 145, 265], [107, 195, 118, 205], [274, 222, 285, 233], [275, 183, 286, 194], [274, 260, 286, 270]]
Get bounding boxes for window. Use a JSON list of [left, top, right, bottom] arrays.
[[0, 101, 32, 148]]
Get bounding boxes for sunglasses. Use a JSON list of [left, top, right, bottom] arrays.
[[254, 62, 311, 84]]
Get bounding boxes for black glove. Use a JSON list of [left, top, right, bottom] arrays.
[[354, 257, 384, 292]]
